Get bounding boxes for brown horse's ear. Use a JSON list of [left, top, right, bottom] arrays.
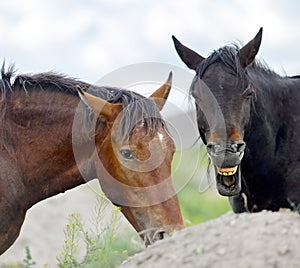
[[77, 87, 122, 122], [238, 27, 263, 69], [150, 72, 172, 111], [172, 35, 205, 70]]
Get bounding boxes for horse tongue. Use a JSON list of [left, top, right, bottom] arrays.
[[221, 175, 236, 188]]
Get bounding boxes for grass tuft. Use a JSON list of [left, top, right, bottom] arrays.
[[56, 194, 143, 268]]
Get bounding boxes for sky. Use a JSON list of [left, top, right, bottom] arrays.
[[1, 0, 300, 84]]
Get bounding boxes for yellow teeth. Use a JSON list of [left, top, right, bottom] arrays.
[[217, 166, 238, 176]]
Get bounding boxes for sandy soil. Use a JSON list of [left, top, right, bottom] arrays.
[[0, 180, 132, 268], [120, 210, 300, 268], [2, 182, 300, 268]]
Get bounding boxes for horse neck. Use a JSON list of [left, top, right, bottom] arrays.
[[245, 68, 298, 160], [248, 69, 287, 129], [2, 89, 98, 208]]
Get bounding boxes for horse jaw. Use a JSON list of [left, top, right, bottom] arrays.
[[215, 165, 242, 196]]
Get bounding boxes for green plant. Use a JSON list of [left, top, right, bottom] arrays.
[[2, 262, 22, 268], [57, 194, 143, 268], [287, 198, 300, 213], [57, 213, 81, 267], [2, 247, 37, 268], [23, 247, 36, 268], [178, 186, 231, 225]]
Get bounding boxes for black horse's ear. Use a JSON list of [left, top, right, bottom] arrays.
[[172, 35, 204, 70], [238, 27, 263, 69]]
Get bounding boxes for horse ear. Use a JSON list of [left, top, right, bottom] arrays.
[[77, 87, 122, 122], [238, 27, 263, 69], [149, 72, 172, 111], [172, 35, 204, 70]]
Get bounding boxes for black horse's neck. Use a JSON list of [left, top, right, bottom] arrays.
[[246, 67, 288, 140], [241, 66, 300, 210]]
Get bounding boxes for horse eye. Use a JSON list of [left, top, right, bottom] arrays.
[[120, 149, 134, 160], [242, 86, 255, 98]]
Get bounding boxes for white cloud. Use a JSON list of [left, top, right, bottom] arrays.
[[0, 2, 94, 50], [0, 0, 300, 79]]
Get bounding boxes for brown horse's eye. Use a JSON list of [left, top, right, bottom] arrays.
[[242, 86, 255, 99], [120, 149, 134, 160]]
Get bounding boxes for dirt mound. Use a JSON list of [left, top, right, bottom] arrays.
[[120, 210, 300, 268]]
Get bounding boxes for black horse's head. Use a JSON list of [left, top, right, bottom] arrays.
[[173, 28, 263, 196]]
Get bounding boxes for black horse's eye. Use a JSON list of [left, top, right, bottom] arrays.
[[120, 149, 134, 160], [242, 86, 255, 99]]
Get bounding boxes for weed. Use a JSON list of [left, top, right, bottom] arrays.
[[287, 198, 300, 213], [23, 247, 36, 268], [2, 247, 37, 268], [57, 194, 143, 268]]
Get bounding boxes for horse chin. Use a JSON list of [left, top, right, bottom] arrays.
[[215, 166, 241, 196]]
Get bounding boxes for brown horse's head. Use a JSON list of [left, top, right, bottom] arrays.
[[78, 73, 184, 245], [172, 29, 263, 196]]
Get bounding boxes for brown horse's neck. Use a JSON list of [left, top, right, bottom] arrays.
[[1, 89, 98, 209]]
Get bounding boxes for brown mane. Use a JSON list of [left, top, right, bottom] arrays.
[[0, 64, 164, 141]]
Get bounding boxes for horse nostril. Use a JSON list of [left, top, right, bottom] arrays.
[[231, 141, 246, 153], [206, 142, 218, 154], [206, 142, 213, 150], [144, 230, 168, 246], [236, 141, 246, 153], [157, 231, 165, 240]]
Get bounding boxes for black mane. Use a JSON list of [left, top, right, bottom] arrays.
[[196, 45, 245, 79], [0, 64, 163, 140], [196, 44, 281, 88]]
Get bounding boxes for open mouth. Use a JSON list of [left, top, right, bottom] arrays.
[[216, 165, 241, 196]]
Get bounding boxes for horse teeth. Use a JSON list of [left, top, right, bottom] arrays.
[[217, 166, 238, 176]]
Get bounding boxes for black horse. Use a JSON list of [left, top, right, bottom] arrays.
[[173, 28, 300, 212]]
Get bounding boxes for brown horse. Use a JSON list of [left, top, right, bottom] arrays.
[[0, 65, 184, 254]]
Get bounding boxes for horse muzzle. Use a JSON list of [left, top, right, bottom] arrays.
[[142, 224, 183, 246], [206, 140, 246, 196]]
